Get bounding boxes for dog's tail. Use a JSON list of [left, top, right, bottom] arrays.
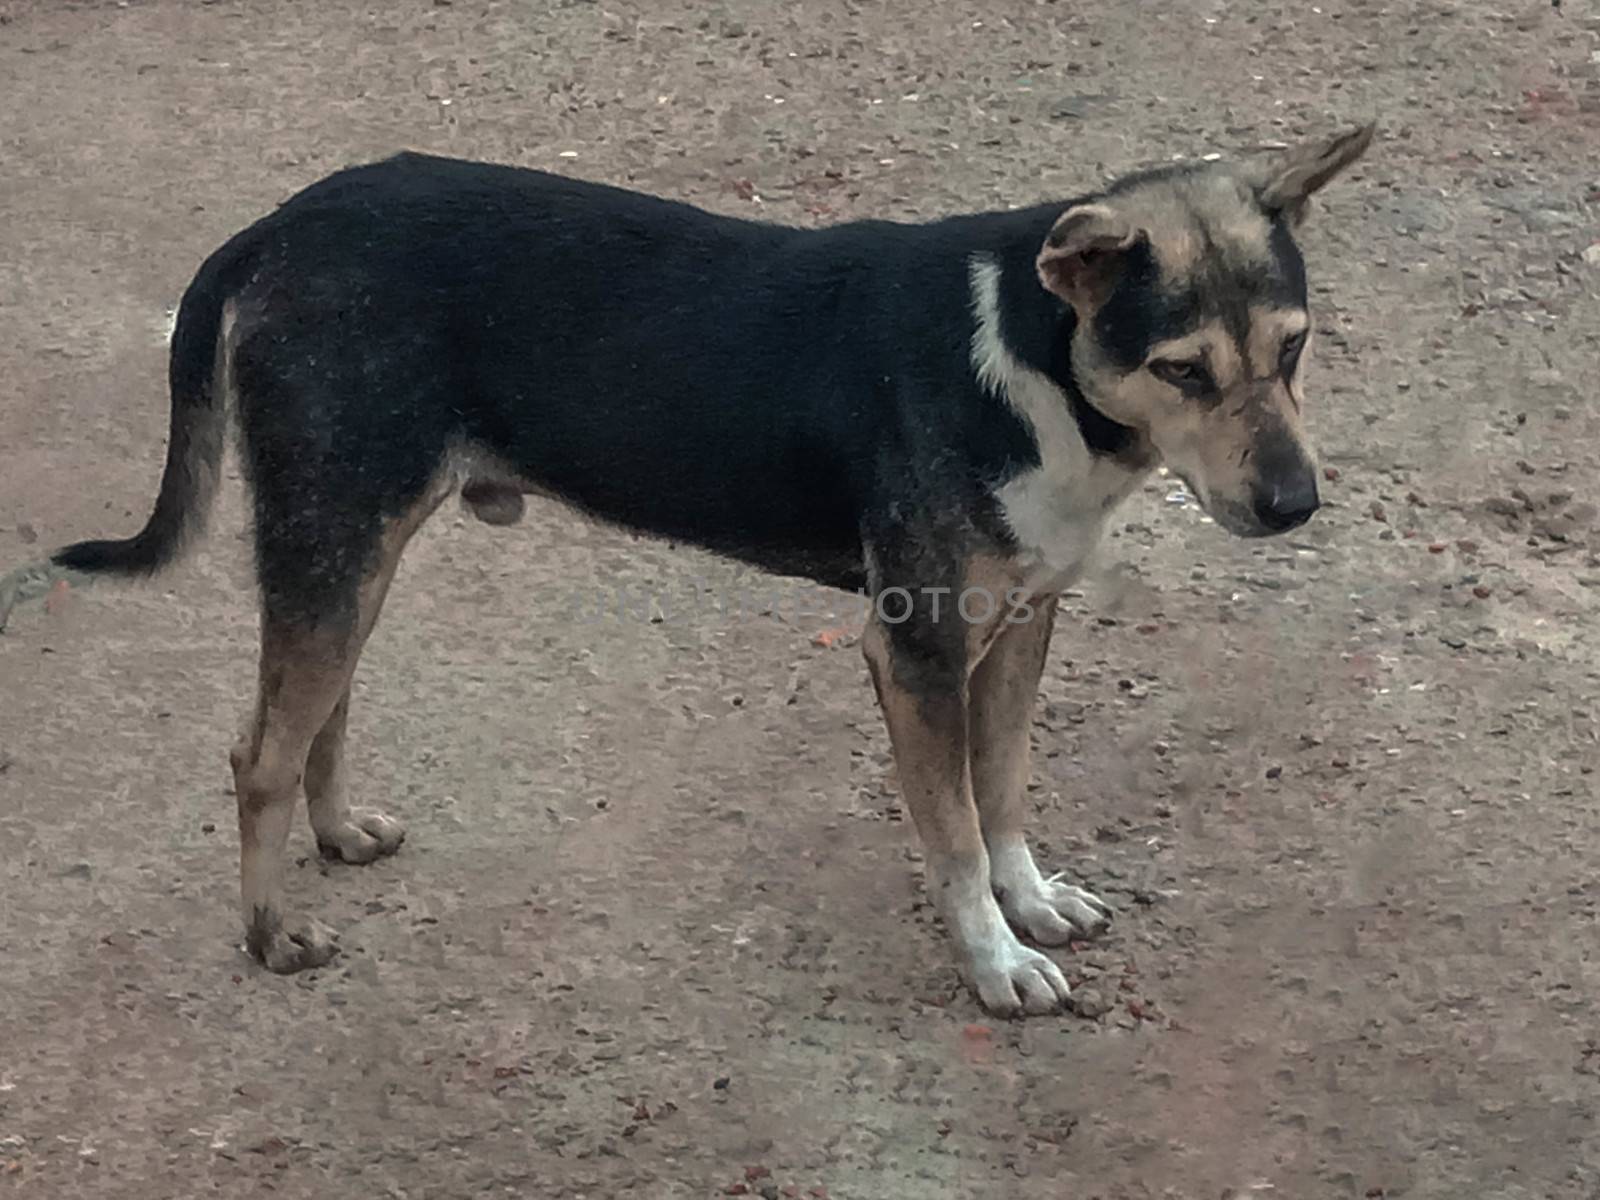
[[51, 240, 250, 578]]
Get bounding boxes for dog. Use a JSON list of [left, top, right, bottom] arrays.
[[6, 125, 1372, 1016]]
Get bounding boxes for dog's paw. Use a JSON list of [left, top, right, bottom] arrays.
[[933, 856, 1074, 1017], [990, 840, 1112, 945], [316, 808, 406, 865], [968, 932, 1073, 1017], [247, 912, 339, 974], [1002, 873, 1113, 945]]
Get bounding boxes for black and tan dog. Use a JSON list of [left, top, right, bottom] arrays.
[[6, 125, 1371, 1016]]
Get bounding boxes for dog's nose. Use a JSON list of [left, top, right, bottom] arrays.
[[1252, 477, 1320, 532]]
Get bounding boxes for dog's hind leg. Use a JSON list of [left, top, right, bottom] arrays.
[[232, 616, 358, 972], [969, 596, 1112, 946], [304, 687, 404, 864], [233, 474, 449, 973], [302, 484, 446, 864]]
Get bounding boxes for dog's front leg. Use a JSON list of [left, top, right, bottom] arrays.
[[862, 613, 1072, 1017], [969, 596, 1113, 945]]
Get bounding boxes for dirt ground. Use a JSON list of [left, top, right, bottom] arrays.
[[2, 0, 1599, 1196]]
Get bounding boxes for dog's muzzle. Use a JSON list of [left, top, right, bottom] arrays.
[[1249, 473, 1320, 533]]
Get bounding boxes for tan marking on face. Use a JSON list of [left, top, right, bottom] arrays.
[[1146, 319, 1240, 390], [1288, 324, 1311, 409], [1144, 223, 1201, 275], [1208, 204, 1276, 262], [1073, 305, 1318, 535], [1118, 170, 1276, 283], [1244, 306, 1311, 381]]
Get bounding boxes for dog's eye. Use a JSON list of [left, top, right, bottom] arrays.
[[1149, 359, 1212, 393], [1279, 330, 1308, 371]]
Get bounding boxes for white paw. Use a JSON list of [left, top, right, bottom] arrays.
[[246, 911, 339, 974], [316, 808, 406, 865], [933, 862, 1074, 1018], [990, 841, 1113, 945], [967, 929, 1073, 1017]]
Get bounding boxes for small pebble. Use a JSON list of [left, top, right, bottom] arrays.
[[1072, 988, 1112, 1019]]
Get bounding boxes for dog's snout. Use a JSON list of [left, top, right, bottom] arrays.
[[1251, 475, 1320, 533]]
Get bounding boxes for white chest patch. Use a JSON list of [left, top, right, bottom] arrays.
[[968, 254, 1149, 586]]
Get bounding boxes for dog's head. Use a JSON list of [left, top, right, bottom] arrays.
[[1037, 125, 1373, 537]]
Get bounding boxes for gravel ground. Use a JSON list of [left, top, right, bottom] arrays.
[[2, 1, 1599, 1196]]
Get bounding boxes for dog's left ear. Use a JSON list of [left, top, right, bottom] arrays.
[[1036, 204, 1149, 312], [1256, 123, 1376, 224]]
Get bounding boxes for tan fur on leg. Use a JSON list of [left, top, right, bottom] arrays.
[[969, 595, 1112, 945], [233, 624, 358, 972], [235, 479, 447, 972], [863, 616, 1071, 1017], [305, 688, 405, 863]]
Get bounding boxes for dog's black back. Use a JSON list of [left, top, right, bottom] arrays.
[[201, 153, 1054, 612]]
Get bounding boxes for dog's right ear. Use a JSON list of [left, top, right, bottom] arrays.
[[1036, 204, 1148, 312], [1255, 123, 1376, 225]]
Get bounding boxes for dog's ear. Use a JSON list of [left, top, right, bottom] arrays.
[[1036, 204, 1148, 311], [1256, 123, 1376, 225]]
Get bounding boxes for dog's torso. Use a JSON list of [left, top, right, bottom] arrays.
[[220, 152, 1146, 596]]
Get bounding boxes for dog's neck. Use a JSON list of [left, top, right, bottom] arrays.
[[968, 252, 1156, 575], [983, 216, 1147, 464]]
